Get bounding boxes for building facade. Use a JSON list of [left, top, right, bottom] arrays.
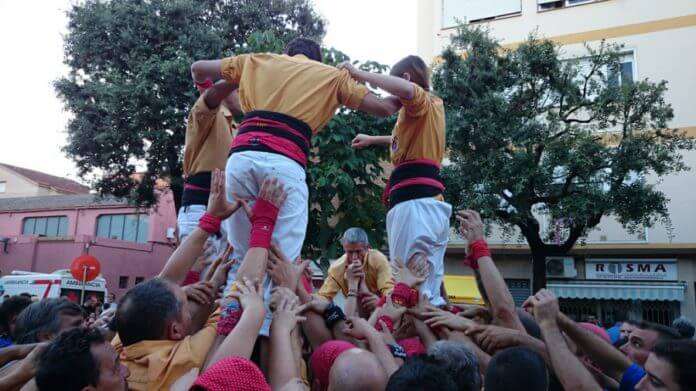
[[416, 0, 696, 324], [0, 163, 90, 198], [0, 193, 177, 299]]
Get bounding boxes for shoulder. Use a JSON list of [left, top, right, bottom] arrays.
[[369, 250, 389, 264], [328, 255, 347, 273]]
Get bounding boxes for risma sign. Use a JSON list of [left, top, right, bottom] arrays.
[[585, 259, 678, 281]]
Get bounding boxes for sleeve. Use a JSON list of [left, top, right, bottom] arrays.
[[400, 84, 432, 118], [187, 310, 221, 366], [619, 363, 646, 391], [336, 70, 370, 110], [186, 95, 220, 146], [374, 252, 394, 297], [220, 55, 249, 85], [317, 269, 341, 301]]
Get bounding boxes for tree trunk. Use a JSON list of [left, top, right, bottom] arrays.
[[531, 248, 547, 293]]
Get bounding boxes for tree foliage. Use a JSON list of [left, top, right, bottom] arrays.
[[433, 26, 694, 290], [56, 0, 325, 209]]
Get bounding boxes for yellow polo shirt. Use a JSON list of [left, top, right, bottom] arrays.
[[220, 53, 369, 133], [183, 95, 235, 176], [318, 249, 393, 301], [390, 85, 445, 166], [113, 312, 219, 391]]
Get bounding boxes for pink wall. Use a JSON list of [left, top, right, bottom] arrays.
[[0, 192, 178, 298]]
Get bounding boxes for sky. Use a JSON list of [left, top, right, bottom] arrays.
[[0, 0, 416, 182]]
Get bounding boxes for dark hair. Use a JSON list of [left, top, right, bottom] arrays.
[[638, 320, 683, 343], [285, 38, 322, 62], [36, 328, 105, 391], [115, 278, 181, 346], [14, 298, 83, 344], [671, 317, 695, 340], [386, 355, 458, 391], [485, 348, 548, 391], [517, 308, 542, 340], [653, 339, 696, 391], [0, 295, 32, 337], [390, 55, 430, 91]]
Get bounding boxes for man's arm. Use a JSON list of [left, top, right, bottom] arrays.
[[339, 62, 415, 100], [202, 81, 238, 111], [269, 293, 307, 390], [458, 210, 524, 332], [556, 312, 632, 380], [530, 290, 601, 391], [191, 60, 224, 84], [316, 268, 342, 302], [203, 278, 266, 369], [357, 94, 402, 118]]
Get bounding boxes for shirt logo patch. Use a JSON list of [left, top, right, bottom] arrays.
[[391, 136, 399, 153]]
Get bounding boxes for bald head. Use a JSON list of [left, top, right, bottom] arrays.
[[328, 349, 387, 391]]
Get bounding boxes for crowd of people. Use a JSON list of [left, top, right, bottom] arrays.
[[0, 37, 695, 390]]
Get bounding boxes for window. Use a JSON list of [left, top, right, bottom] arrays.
[[608, 53, 635, 87], [505, 279, 531, 306], [22, 216, 68, 237], [119, 276, 129, 289], [134, 277, 145, 285], [443, 0, 521, 28], [96, 214, 149, 243], [0, 181, 6, 193], [538, 0, 599, 11]]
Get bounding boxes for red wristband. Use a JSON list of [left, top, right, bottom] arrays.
[[464, 240, 490, 270], [182, 271, 200, 286], [194, 78, 213, 90], [248, 198, 279, 249], [375, 316, 395, 334], [198, 213, 221, 235]]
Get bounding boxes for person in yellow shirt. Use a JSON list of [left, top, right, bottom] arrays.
[[339, 56, 452, 307], [177, 77, 241, 266], [189, 38, 401, 335], [318, 228, 393, 315]]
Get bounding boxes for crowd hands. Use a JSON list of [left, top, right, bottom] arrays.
[[0, 170, 693, 390]]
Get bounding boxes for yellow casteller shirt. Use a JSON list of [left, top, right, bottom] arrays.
[[112, 311, 219, 391], [183, 95, 235, 177], [390, 84, 446, 166], [318, 249, 394, 301], [220, 53, 369, 134]]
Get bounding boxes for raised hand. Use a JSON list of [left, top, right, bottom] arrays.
[[378, 295, 407, 322], [184, 281, 218, 306], [342, 316, 375, 340], [524, 289, 560, 325], [456, 210, 485, 243], [344, 262, 365, 291], [271, 291, 307, 335], [258, 177, 288, 208], [267, 245, 310, 290], [351, 133, 373, 149], [423, 308, 475, 331], [207, 169, 248, 219], [466, 324, 525, 354], [337, 61, 364, 82], [229, 277, 264, 312], [393, 257, 427, 288]]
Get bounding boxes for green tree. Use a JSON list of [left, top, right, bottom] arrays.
[[305, 49, 394, 267], [56, 0, 325, 209], [434, 27, 694, 291]]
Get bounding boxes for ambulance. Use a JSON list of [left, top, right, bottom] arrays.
[[0, 270, 107, 303]]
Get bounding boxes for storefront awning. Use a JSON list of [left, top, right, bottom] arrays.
[[443, 275, 485, 305], [548, 280, 686, 302]]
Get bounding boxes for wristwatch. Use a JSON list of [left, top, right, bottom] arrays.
[[387, 343, 407, 360]]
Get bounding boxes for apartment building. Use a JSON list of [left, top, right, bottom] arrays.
[[417, 0, 696, 324]]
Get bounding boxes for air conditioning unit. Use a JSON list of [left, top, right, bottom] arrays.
[[546, 257, 577, 278]]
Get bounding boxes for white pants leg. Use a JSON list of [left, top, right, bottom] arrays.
[[177, 205, 227, 269], [223, 151, 308, 336], [386, 198, 452, 306]]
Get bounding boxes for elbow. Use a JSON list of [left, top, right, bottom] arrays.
[[190, 61, 205, 80], [493, 307, 517, 325]]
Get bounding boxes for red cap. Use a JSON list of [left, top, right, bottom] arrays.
[[398, 337, 427, 357], [310, 340, 355, 391], [190, 357, 271, 391]]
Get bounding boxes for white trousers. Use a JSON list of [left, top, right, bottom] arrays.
[[223, 151, 309, 335], [387, 197, 452, 306], [177, 204, 227, 262]]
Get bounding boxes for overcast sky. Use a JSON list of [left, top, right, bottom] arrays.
[[0, 0, 416, 181]]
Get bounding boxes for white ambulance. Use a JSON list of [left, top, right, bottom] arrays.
[[0, 270, 107, 303]]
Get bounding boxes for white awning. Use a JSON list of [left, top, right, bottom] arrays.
[[548, 280, 686, 301]]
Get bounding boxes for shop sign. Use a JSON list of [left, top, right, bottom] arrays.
[[585, 259, 677, 281]]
